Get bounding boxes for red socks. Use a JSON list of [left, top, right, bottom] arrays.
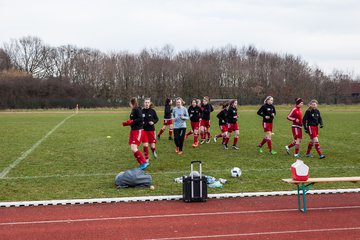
[[194, 134, 198, 143], [315, 142, 322, 155], [266, 139, 272, 151], [134, 150, 146, 165], [287, 142, 295, 148], [295, 144, 299, 155], [151, 147, 155, 153], [259, 138, 267, 147], [169, 129, 173, 137], [143, 146, 149, 159], [306, 142, 313, 155], [158, 128, 164, 136], [233, 136, 238, 146]]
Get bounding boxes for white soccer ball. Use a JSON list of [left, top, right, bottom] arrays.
[[231, 167, 241, 177]]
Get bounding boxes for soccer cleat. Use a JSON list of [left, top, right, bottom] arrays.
[[178, 151, 183, 155], [306, 153, 313, 158], [294, 153, 301, 158], [200, 140, 205, 145], [157, 134, 160, 140], [139, 162, 150, 170], [285, 146, 290, 155], [175, 147, 179, 153], [270, 150, 277, 155], [223, 144, 228, 150], [232, 145, 239, 150], [206, 139, 211, 144], [319, 154, 326, 159], [152, 151, 158, 159], [213, 136, 218, 143], [192, 142, 198, 148], [258, 146, 263, 153], [168, 136, 173, 140]]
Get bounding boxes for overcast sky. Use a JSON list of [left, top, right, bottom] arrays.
[[1, 0, 359, 76]]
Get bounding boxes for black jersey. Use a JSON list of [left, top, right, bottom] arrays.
[[130, 107, 143, 130], [188, 105, 201, 122], [303, 109, 323, 130], [217, 109, 228, 126], [142, 108, 159, 131], [227, 106, 238, 123], [201, 104, 214, 120], [257, 104, 276, 123], [164, 105, 172, 119]]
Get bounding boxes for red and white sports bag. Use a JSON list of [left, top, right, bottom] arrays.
[[291, 159, 309, 181]]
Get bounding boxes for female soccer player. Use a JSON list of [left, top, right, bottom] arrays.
[[225, 100, 239, 150], [200, 96, 214, 144], [172, 97, 189, 154], [185, 99, 201, 148], [303, 100, 325, 159], [257, 96, 277, 155], [122, 97, 148, 170], [285, 98, 304, 157], [157, 98, 173, 140], [142, 98, 159, 162], [214, 102, 229, 149]]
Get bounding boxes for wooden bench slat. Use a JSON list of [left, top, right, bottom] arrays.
[[282, 177, 360, 184]]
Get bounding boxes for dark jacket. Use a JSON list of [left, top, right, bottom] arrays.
[[303, 108, 323, 130], [142, 108, 159, 131], [257, 104, 276, 123], [188, 105, 201, 122], [217, 109, 228, 126], [164, 104, 172, 119], [130, 107, 143, 130], [201, 104, 214, 120], [227, 106, 238, 123]]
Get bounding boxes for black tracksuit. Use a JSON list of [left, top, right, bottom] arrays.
[[142, 108, 159, 131], [303, 108, 323, 131], [164, 105, 172, 119], [217, 109, 228, 126], [130, 107, 143, 130], [227, 106, 238, 124], [257, 104, 276, 123], [188, 105, 201, 122]]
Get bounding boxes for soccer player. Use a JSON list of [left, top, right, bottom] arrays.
[[257, 96, 277, 155], [285, 98, 304, 157], [122, 97, 149, 170], [303, 100, 325, 159], [214, 102, 229, 149], [142, 98, 159, 162], [157, 98, 173, 140], [200, 96, 214, 144], [172, 97, 189, 154], [185, 99, 201, 148], [225, 100, 239, 150]]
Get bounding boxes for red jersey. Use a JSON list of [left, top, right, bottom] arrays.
[[287, 107, 302, 127]]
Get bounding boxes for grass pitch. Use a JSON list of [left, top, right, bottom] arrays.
[[0, 106, 359, 201]]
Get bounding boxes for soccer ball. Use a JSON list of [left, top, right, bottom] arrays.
[[231, 167, 241, 177]]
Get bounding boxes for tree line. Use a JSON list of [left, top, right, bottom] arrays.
[[0, 36, 358, 109]]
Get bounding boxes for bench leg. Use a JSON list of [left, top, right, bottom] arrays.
[[297, 183, 315, 213]]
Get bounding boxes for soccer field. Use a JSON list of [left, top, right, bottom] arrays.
[[1, 106, 360, 201]]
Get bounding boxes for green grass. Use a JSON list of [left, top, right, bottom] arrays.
[[0, 106, 359, 201]]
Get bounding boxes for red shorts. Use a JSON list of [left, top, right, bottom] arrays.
[[163, 119, 173, 125], [200, 120, 211, 129], [219, 124, 228, 133], [263, 122, 273, 132], [308, 126, 319, 139], [292, 127, 303, 139], [129, 130, 143, 146], [227, 123, 239, 132], [142, 131, 156, 143], [191, 121, 200, 131]]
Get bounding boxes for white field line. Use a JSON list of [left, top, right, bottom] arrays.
[[147, 227, 360, 240], [1, 189, 359, 208], [0, 114, 76, 179], [1, 205, 360, 226], [1, 166, 359, 180]]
